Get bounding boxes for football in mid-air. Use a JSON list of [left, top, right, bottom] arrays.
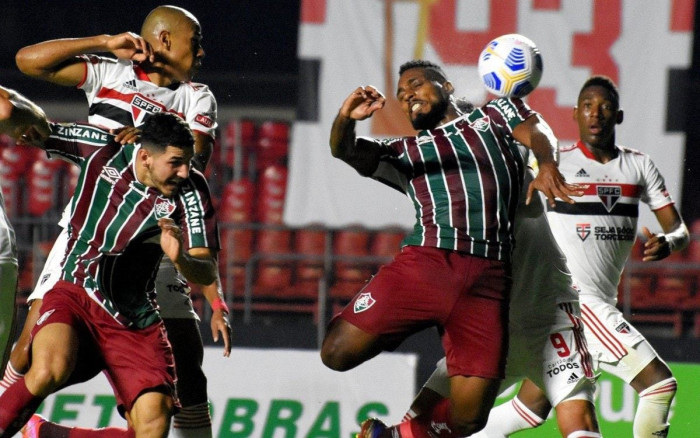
[[477, 34, 543, 98]]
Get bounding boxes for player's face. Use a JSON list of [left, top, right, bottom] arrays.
[[396, 68, 450, 130], [147, 145, 193, 197], [169, 20, 205, 81], [574, 85, 620, 149]]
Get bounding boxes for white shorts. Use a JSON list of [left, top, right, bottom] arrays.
[[424, 302, 595, 407], [580, 297, 657, 383], [29, 230, 197, 321], [503, 301, 595, 406]]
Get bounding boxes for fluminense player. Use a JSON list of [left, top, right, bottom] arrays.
[[0, 111, 219, 438], [9, 6, 229, 438], [322, 59, 583, 438]]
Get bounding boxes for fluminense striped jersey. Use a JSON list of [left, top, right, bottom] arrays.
[[546, 141, 674, 304], [78, 55, 217, 137], [43, 122, 219, 328], [367, 97, 531, 262]]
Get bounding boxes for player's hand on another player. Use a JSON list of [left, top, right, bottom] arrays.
[[527, 161, 586, 206], [339, 86, 386, 121], [641, 226, 672, 261], [112, 126, 141, 144], [211, 310, 232, 357], [158, 218, 183, 263], [106, 32, 154, 63]]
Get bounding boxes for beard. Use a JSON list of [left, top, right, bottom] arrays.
[[410, 98, 449, 130]]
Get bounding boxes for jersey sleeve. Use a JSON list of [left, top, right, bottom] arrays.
[[354, 136, 410, 193], [77, 55, 121, 105], [185, 84, 218, 139], [483, 97, 536, 133], [177, 170, 220, 251], [641, 153, 674, 211], [43, 122, 114, 164]]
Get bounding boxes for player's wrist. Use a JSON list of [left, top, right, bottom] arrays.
[[211, 297, 229, 314]]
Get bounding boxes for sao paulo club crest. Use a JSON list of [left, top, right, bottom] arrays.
[[597, 185, 621, 212], [353, 292, 376, 313]]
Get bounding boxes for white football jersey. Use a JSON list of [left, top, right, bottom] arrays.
[[546, 141, 674, 304], [78, 55, 217, 137]]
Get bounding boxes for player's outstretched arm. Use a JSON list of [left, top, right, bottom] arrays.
[[201, 276, 232, 357], [513, 115, 586, 206], [329, 86, 386, 176], [16, 32, 153, 86]]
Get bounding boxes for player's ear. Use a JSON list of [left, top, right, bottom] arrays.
[[159, 30, 171, 50], [572, 106, 579, 121], [616, 108, 624, 125], [444, 81, 454, 95]]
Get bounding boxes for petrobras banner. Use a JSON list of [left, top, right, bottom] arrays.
[[498, 362, 700, 436], [284, 0, 693, 230], [25, 348, 417, 438]]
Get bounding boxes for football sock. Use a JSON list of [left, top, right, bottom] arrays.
[[633, 377, 677, 438], [471, 397, 545, 438], [389, 398, 459, 437], [38, 422, 134, 438], [0, 377, 43, 437], [0, 362, 23, 397], [567, 432, 602, 438], [171, 402, 212, 438]]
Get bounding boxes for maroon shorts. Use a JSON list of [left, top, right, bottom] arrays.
[[32, 281, 178, 414], [336, 246, 511, 379]]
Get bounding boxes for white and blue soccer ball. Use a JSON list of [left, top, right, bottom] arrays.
[[477, 34, 543, 98]]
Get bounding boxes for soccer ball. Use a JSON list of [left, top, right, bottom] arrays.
[[477, 34, 543, 98]]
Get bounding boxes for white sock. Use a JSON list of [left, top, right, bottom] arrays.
[[471, 397, 545, 438], [633, 377, 677, 438], [567, 431, 602, 438], [0, 362, 23, 397], [171, 402, 212, 438]]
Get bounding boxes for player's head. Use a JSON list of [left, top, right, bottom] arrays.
[[574, 75, 623, 149], [139, 113, 194, 197], [397, 60, 456, 130], [142, 5, 204, 82]]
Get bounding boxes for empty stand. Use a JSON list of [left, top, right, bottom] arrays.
[[329, 227, 373, 303], [256, 120, 289, 170]]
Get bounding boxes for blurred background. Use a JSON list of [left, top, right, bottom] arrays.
[[2, 1, 700, 435]]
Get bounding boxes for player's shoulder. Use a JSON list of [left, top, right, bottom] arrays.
[[616, 144, 647, 158], [181, 81, 216, 97], [559, 142, 579, 154]]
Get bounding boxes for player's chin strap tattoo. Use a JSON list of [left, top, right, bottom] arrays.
[[662, 223, 690, 252]]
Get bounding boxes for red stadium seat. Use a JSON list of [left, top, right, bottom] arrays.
[[218, 179, 256, 294], [27, 151, 63, 216], [221, 119, 256, 170], [256, 121, 290, 170], [329, 228, 373, 302], [256, 164, 288, 224], [286, 227, 328, 300]]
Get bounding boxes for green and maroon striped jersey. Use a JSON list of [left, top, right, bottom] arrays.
[[367, 98, 531, 262], [43, 122, 219, 328]]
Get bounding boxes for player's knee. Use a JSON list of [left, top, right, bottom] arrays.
[[451, 414, 488, 437], [25, 362, 71, 396]]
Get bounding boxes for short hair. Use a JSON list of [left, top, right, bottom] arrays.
[[399, 60, 448, 83], [140, 113, 194, 152], [579, 75, 620, 109]]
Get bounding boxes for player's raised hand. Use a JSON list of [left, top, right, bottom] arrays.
[[339, 86, 386, 121], [106, 32, 154, 63], [527, 161, 587, 206], [112, 126, 141, 144]]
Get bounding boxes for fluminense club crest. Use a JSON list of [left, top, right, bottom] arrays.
[[353, 292, 376, 313], [154, 197, 176, 219]]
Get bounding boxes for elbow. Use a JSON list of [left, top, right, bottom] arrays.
[[15, 49, 37, 76]]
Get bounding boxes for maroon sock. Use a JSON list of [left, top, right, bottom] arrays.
[[387, 398, 459, 438], [0, 378, 43, 437], [39, 422, 135, 438]]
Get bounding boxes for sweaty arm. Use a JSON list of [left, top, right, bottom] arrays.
[[16, 33, 151, 86], [513, 114, 584, 206], [329, 86, 387, 176], [159, 219, 217, 285]]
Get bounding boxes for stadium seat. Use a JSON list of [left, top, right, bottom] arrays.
[[218, 179, 256, 294], [27, 152, 63, 216], [287, 227, 328, 300], [255, 120, 289, 170], [221, 119, 256, 171], [329, 228, 373, 302]]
